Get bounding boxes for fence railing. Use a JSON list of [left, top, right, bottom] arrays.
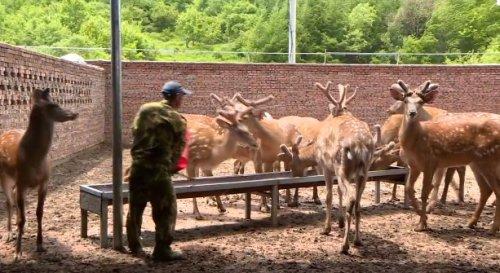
[[19, 45, 500, 64]]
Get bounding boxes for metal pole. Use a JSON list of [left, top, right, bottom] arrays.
[[288, 0, 296, 64], [111, 0, 124, 250]]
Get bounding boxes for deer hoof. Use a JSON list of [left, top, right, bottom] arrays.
[[467, 219, 478, 229], [36, 245, 46, 253], [354, 239, 363, 247], [340, 245, 349, 255], [321, 227, 331, 235], [338, 219, 345, 229], [414, 223, 429, 232]]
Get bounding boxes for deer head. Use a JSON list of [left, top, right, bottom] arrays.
[[215, 107, 259, 149], [278, 135, 316, 177], [33, 88, 79, 122], [314, 81, 357, 116], [386, 101, 405, 115], [389, 80, 439, 120]]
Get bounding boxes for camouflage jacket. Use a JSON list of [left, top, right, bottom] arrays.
[[130, 100, 186, 169]]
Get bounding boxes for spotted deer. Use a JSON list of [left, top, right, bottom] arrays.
[[390, 80, 500, 233], [314, 81, 376, 254], [186, 106, 258, 219], [385, 100, 466, 208], [0, 88, 78, 260]]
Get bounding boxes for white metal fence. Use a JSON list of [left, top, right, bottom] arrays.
[[20, 45, 500, 64]]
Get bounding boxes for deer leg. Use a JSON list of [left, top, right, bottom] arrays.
[[390, 184, 399, 202], [203, 170, 226, 213], [467, 168, 492, 230], [405, 167, 422, 215], [259, 163, 273, 213], [36, 183, 48, 252], [353, 177, 367, 247], [341, 182, 354, 254], [15, 186, 26, 261], [337, 185, 345, 229], [440, 168, 454, 204], [427, 168, 445, 213], [322, 171, 334, 235], [192, 198, 203, 220], [313, 186, 321, 205], [417, 168, 436, 231], [457, 167, 466, 204], [5, 200, 13, 242]]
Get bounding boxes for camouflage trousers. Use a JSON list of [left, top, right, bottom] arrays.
[[126, 162, 177, 259]]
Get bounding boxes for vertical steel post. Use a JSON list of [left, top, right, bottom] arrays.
[[288, 0, 296, 64], [111, 0, 124, 250]]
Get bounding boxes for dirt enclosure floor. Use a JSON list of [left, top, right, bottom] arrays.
[[0, 145, 498, 272]]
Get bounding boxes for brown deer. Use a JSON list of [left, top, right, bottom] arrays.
[[390, 80, 499, 233], [0, 88, 78, 260], [314, 81, 376, 254], [230, 93, 302, 211], [277, 116, 322, 206], [186, 106, 258, 219], [385, 100, 466, 208]]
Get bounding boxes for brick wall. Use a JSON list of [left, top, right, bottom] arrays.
[[0, 43, 106, 162], [90, 61, 499, 145]]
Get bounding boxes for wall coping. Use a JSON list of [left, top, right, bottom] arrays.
[[1, 43, 104, 71], [88, 60, 500, 69]]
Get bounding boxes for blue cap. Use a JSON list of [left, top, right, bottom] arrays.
[[161, 81, 192, 95]]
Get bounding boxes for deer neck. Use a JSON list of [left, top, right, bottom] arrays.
[[398, 113, 423, 151], [210, 130, 239, 165], [244, 118, 278, 143], [20, 106, 54, 164]]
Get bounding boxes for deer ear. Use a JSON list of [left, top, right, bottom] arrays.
[[42, 88, 51, 100], [421, 86, 439, 103], [390, 84, 405, 101], [280, 144, 292, 157], [215, 117, 231, 129], [328, 103, 335, 114]]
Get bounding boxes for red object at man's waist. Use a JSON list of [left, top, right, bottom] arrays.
[[175, 130, 190, 171]]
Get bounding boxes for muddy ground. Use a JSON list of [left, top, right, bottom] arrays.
[[0, 145, 498, 272]]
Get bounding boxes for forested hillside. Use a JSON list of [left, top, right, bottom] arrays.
[[0, 0, 498, 63]]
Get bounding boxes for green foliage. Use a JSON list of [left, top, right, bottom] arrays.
[[0, 0, 497, 63]]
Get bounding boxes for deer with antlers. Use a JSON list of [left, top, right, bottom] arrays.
[[0, 88, 78, 260], [213, 93, 301, 211], [276, 116, 322, 206], [313, 81, 377, 254], [186, 105, 258, 219], [390, 80, 500, 233], [385, 100, 466, 208]]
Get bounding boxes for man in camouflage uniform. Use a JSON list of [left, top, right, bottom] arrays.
[[126, 81, 190, 261]]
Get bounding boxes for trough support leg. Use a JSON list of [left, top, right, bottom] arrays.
[[100, 203, 108, 248], [245, 193, 252, 220], [81, 209, 88, 238], [375, 181, 381, 204], [271, 185, 279, 227]]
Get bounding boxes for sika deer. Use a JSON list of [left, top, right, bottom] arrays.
[[386, 100, 466, 207], [0, 88, 78, 260], [314, 81, 376, 254], [390, 80, 500, 233], [186, 106, 258, 219], [220, 93, 299, 212], [277, 116, 322, 206]]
